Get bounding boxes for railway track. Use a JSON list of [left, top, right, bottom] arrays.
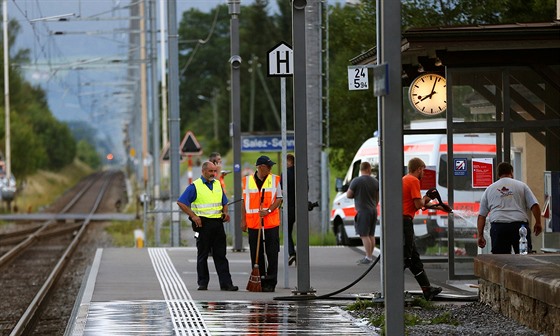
[[0, 170, 127, 336]]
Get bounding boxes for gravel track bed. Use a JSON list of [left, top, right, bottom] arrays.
[[348, 301, 543, 335], [0, 171, 125, 336]]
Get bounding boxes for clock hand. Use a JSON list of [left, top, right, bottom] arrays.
[[419, 91, 435, 101], [419, 78, 439, 101], [429, 77, 438, 94]]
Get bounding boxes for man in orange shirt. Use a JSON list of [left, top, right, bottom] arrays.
[[403, 157, 442, 301]]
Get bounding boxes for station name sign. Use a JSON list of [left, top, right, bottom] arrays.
[[241, 134, 294, 152]]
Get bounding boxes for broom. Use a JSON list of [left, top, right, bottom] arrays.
[[246, 225, 262, 292], [247, 189, 266, 292]]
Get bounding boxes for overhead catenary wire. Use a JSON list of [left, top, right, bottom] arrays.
[[179, 4, 220, 77]]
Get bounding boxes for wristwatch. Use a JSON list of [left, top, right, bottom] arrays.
[[267, 208, 272, 213]]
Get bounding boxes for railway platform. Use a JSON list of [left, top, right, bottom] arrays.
[[65, 245, 478, 335]]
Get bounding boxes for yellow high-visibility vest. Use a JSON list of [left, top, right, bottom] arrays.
[[192, 178, 223, 218]]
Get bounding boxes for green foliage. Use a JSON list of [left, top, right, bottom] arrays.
[[346, 298, 382, 311], [77, 140, 102, 169], [346, 297, 460, 334], [7, 113, 47, 178], [0, 18, 82, 178], [402, 0, 556, 29], [177, 5, 233, 155], [369, 314, 385, 327], [327, 3, 377, 171], [177, 2, 293, 155], [176, 0, 555, 171], [431, 312, 459, 325], [502, 0, 557, 22], [410, 296, 436, 309], [308, 231, 337, 246]]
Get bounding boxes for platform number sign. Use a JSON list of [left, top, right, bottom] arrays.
[[348, 66, 369, 90]]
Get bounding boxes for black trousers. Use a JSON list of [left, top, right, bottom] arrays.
[[248, 226, 280, 288], [490, 222, 532, 254], [287, 208, 296, 256], [403, 217, 427, 282], [196, 217, 233, 287]]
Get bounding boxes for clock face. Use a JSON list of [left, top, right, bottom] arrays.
[[409, 73, 447, 115]]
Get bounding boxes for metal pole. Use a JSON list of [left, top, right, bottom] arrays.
[[379, 0, 404, 334], [292, 0, 313, 295], [376, 0, 384, 300], [321, 1, 330, 236], [159, 0, 169, 182], [228, 0, 243, 251], [3, 0, 12, 184], [167, 0, 181, 246], [149, 0, 162, 246], [281, 77, 289, 288], [140, 0, 149, 193]]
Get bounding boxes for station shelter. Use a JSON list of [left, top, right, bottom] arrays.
[[351, 22, 560, 279]]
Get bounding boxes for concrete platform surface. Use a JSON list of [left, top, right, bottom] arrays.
[[67, 246, 478, 335]]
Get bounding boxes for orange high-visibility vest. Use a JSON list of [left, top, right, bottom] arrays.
[[243, 174, 281, 229]]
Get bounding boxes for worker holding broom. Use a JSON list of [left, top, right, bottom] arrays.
[[242, 155, 283, 292], [177, 161, 238, 292]]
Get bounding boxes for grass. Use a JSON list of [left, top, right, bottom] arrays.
[[105, 217, 337, 248], [8, 153, 338, 247], [11, 159, 94, 213], [346, 297, 460, 336], [106, 216, 194, 247]]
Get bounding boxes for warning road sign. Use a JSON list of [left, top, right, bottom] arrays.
[[180, 131, 202, 155]]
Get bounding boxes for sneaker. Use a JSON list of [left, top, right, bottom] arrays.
[[357, 257, 372, 265], [423, 286, 442, 301], [197, 285, 208, 291], [288, 255, 296, 266]]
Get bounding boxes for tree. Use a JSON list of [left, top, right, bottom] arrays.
[[177, 5, 231, 154], [7, 114, 47, 178], [77, 140, 101, 169], [1, 18, 80, 178], [401, 0, 556, 28], [327, 3, 377, 171], [177, 2, 292, 154]]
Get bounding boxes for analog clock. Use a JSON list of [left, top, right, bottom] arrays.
[[408, 73, 447, 115]]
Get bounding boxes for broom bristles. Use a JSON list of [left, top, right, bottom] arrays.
[[246, 265, 262, 292]]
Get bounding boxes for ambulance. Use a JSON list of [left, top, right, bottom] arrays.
[[330, 124, 496, 255]]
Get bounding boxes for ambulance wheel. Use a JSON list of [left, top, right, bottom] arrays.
[[336, 225, 349, 246]]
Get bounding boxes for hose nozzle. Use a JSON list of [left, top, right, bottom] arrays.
[[425, 188, 453, 213]]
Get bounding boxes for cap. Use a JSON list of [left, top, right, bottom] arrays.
[[255, 155, 276, 166]]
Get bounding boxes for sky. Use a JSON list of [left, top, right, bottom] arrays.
[[8, 0, 351, 118], [6, 0, 349, 158], [8, 0, 246, 121]]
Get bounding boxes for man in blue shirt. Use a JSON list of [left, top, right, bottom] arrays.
[[177, 161, 238, 291]]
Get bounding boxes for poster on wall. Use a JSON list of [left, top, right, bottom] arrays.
[[472, 158, 494, 188], [420, 166, 437, 190]]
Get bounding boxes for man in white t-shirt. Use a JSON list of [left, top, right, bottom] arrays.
[[477, 162, 543, 254]]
